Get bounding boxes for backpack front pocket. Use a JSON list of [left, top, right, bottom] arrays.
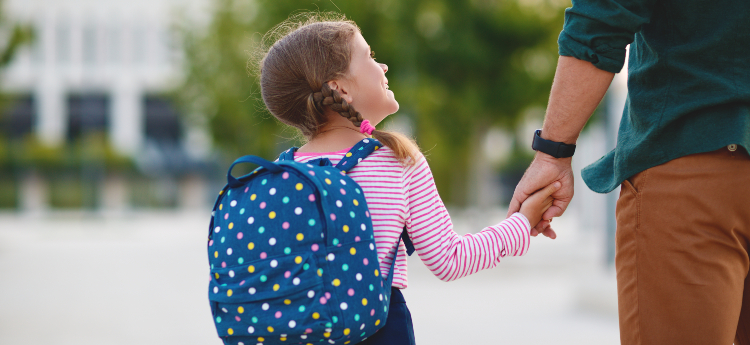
[[209, 251, 322, 303], [209, 252, 336, 344]]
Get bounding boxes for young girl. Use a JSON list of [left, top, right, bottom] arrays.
[[255, 13, 559, 345]]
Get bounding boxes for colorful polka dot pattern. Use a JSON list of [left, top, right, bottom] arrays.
[[208, 139, 395, 345]]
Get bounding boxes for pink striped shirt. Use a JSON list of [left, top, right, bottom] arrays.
[[294, 146, 531, 289]]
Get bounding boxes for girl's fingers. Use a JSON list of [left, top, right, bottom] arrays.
[[542, 227, 557, 239], [539, 181, 562, 199]]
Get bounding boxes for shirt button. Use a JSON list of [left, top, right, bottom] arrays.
[[728, 144, 738, 152]]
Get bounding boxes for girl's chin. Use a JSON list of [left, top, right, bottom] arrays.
[[387, 91, 398, 107], [388, 100, 400, 114], [369, 107, 399, 126]]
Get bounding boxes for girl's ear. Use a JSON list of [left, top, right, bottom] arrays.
[[327, 80, 353, 104]]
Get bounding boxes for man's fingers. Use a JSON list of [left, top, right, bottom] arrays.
[[542, 202, 568, 221], [541, 196, 554, 214], [529, 228, 539, 237]]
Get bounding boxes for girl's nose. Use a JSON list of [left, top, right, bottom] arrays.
[[379, 63, 388, 73]]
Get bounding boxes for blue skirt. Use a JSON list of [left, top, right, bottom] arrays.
[[358, 288, 416, 345]]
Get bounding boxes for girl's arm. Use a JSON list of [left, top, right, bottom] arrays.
[[403, 154, 532, 282]]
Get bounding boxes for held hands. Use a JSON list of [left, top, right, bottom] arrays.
[[519, 181, 561, 229], [508, 152, 575, 239]]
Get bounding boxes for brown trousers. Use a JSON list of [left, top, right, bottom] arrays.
[[616, 146, 750, 345]]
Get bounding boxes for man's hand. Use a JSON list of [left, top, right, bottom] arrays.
[[507, 152, 575, 239]]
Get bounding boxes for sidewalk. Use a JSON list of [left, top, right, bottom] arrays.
[[0, 210, 619, 345]]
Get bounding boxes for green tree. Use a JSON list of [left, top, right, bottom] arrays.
[[0, 0, 34, 208], [175, 0, 566, 205], [0, 1, 33, 69], [0, 0, 34, 140]]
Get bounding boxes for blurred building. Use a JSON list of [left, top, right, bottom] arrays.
[[1, 0, 213, 211]]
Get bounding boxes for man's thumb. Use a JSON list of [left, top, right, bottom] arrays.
[[507, 198, 521, 218]]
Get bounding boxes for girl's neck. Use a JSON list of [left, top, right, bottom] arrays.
[[297, 123, 369, 153]]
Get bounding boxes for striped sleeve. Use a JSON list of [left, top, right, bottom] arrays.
[[404, 153, 531, 282]]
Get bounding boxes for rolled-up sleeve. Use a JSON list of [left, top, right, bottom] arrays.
[[558, 0, 654, 73]]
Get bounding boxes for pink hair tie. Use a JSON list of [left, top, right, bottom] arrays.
[[360, 120, 376, 135]]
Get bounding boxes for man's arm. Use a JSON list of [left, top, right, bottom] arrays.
[[541, 56, 615, 144], [507, 56, 614, 238]]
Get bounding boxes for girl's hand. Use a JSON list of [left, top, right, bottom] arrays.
[[519, 181, 561, 228], [507, 153, 575, 239]]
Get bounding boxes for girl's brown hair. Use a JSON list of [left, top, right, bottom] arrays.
[[252, 12, 419, 165]]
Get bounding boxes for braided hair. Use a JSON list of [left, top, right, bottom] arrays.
[[312, 83, 364, 126], [311, 82, 419, 166], [256, 13, 419, 165]]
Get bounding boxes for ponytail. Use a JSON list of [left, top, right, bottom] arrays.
[[371, 129, 420, 166]]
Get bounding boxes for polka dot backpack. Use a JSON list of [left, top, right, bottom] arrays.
[[208, 138, 401, 345]]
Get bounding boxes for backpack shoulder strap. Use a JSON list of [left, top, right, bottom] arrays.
[[384, 230, 415, 289], [278, 147, 334, 167], [278, 147, 298, 161], [401, 227, 415, 256], [334, 138, 382, 172]]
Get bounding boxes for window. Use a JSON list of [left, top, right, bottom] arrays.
[[67, 94, 110, 142], [0, 94, 35, 140], [144, 96, 182, 144]]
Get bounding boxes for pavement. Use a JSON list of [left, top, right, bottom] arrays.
[[0, 209, 620, 345]]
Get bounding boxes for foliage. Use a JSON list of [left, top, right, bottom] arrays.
[[0, 133, 134, 174], [174, 0, 289, 163], [0, 171, 14, 208], [175, 0, 567, 205], [0, 0, 33, 68], [0, 0, 34, 125], [0, 132, 136, 208], [0, 1, 34, 208]]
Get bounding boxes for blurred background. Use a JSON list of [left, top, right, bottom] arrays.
[[0, 0, 627, 343]]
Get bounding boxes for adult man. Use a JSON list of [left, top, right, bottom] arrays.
[[507, 0, 750, 344]]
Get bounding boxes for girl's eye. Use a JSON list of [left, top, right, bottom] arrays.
[[370, 51, 376, 60]]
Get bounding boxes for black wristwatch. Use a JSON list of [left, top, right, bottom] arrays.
[[531, 129, 576, 158]]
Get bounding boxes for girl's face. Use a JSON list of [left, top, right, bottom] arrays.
[[337, 32, 398, 125]]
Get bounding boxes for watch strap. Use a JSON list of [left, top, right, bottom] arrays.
[[532, 129, 576, 158]]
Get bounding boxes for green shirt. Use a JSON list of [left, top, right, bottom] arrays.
[[558, 0, 750, 194]]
